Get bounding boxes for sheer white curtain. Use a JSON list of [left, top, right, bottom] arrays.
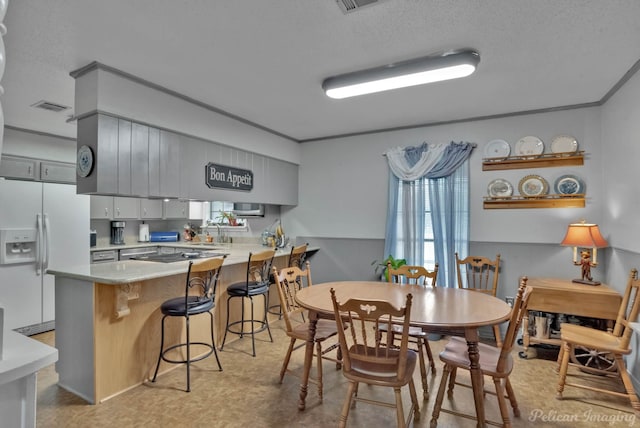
[[384, 141, 473, 286]]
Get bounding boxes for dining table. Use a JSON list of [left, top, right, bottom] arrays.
[[294, 280, 513, 427]]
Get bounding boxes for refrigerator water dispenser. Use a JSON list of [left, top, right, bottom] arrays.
[[0, 228, 37, 265]]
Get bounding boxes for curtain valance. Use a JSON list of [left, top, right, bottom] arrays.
[[385, 141, 475, 180]]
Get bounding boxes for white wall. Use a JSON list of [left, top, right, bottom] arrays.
[[599, 68, 640, 390], [601, 68, 640, 255], [1, 128, 76, 162], [288, 107, 604, 246], [74, 67, 302, 165]]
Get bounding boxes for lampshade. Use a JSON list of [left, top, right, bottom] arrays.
[[322, 49, 480, 99], [560, 222, 609, 248]]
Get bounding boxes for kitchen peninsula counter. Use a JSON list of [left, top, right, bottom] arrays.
[[53, 244, 305, 284], [48, 243, 317, 404]]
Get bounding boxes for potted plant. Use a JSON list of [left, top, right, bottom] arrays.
[[372, 254, 407, 281], [217, 211, 238, 226]]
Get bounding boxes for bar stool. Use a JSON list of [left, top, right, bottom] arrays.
[[151, 256, 225, 392], [220, 249, 276, 357], [268, 243, 308, 318]]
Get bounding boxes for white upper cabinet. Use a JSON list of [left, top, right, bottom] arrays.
[[40, 161, 76, 184], [91, 196, 143, 219], [130, 123, 149, 197], [90, 195, 113, 219], [77, 113, 298, 205], [0, 155, 38, 180], [140, 198, 163, 219], [163, 200, 188, 219]]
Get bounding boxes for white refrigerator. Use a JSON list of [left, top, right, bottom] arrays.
[[0, 178, 89, 334]]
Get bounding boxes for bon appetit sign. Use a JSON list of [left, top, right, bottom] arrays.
[[205, 163, 253, 191]]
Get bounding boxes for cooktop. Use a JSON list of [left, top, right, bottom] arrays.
[[131, 251, 228, 263]]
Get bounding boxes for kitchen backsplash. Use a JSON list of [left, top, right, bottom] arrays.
[[91, 215, 280, 247]]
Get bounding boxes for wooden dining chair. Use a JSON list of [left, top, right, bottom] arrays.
[[556, 268, 640, 415], [431, 277, 531, 427], [272, 262, 342, 401], [268, 243, 308, 318], [330, 288, 420, 428], [378, 262, 439, 401], [455, 252, 503, 347]]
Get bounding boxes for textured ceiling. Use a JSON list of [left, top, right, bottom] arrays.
[[2, 0, 640, 142]]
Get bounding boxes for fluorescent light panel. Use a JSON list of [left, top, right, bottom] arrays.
[[323, 49, 480, 99]]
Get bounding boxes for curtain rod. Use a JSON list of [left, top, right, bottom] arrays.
[[382, 142, 477, 156]]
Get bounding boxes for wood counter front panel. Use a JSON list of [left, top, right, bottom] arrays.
[[93, 274, 214, 402], [91, 253, 291, 403]]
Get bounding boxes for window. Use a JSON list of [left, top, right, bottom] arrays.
[[208, 201, 245, 226], [393, 180, 435, 271], [423, 190, 436, 271]]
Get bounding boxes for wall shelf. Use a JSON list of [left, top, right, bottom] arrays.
[[483, 194, 585, 209], [482, 151, 584, 171]]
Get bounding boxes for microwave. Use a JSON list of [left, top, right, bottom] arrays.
[[232, 203, 265, 217]]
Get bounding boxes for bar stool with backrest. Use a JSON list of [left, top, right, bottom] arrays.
[[151, 256, 225, 392], [220, 249, 276, 357], [455, 252, 503, 347], [431, 277, 531, 427], [268, 243, 308, 318], [556, 268, 640, 415], [273, 261, 343, 401], [331, 288, 420, 428], [377, 262, 439, 401]]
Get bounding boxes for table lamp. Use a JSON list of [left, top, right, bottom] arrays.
[[560, 220, 608, 285]]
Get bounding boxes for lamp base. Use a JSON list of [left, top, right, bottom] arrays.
[[572, 278, 601, 286]]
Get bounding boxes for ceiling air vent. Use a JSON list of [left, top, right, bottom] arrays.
[[336, 0, 389, 14], [30, 100, 70, 113]]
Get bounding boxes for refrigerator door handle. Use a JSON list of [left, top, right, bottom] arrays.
[[36, 213, 43, 276], [43, 213, 51, 271]]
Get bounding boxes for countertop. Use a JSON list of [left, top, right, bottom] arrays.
[[48, 244, 318, 285], [0, 330, 58, 386], [89, 242, 225, 252]]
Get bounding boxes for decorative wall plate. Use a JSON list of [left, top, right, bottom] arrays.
[[518, 174, 549, 197], [515, 136, 544, 157], [550, 135, 579, 154], [487, 178, 513, 197], [484, 139, 511, 160], [76, 145, 94, 178], [554, 174, 584, 195]]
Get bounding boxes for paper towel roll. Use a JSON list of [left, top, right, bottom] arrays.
[[138, 224, 149, 242]]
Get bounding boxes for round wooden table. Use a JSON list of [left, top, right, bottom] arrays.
[[295, 281, 512, 427]]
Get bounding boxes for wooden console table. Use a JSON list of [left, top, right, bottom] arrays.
[[521, 278, 622, 357]]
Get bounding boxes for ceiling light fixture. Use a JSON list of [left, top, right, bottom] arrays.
[[322, 49, 480, 99]]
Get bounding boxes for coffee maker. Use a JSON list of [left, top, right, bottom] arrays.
[[110, 221, 126, 245]]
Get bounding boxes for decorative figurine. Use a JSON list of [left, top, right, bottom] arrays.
[[577, 249, 594, 282]]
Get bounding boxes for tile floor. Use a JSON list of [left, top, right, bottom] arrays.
[[32, 321, 637, 427]]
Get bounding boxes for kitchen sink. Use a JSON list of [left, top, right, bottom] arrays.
[[131, 251, 228, 263], [185, 242, 226, 248]]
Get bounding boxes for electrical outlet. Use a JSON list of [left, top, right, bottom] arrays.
[[505, 296, 514, 307]]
